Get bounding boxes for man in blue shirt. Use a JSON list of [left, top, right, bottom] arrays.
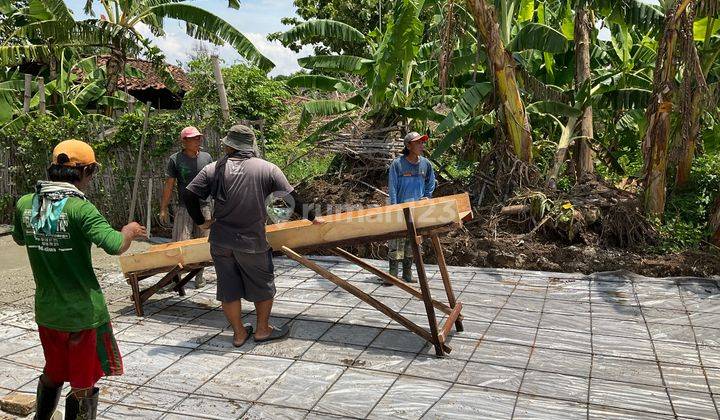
[[387, 132, 436, 283]]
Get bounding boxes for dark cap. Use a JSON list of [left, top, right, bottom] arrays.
[[222, 124, 257, 152]]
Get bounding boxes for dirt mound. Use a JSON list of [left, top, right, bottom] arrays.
[[295, 174, 720, 277]]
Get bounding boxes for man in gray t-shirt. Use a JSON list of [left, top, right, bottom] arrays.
[[160, 126, 214, 288], [186, 124, 322, 346]]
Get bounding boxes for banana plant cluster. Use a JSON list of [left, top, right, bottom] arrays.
[[281, 0, 432, 142]]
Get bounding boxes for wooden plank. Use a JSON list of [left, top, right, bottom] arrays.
[[139, 265, 183, 302], [120, 197, 463, 274], [144, 193, 469, 253], [331, 247, 462, 321], [266, 193, 471, 233], [431, 234, 464, 332], [438, 303, 463, 343], [404, 207, 444, 356], [267, 199, 459, 250], [282, 246, 451, 353]]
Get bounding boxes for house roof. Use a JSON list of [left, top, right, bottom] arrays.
[[95, 57, 192, 92]]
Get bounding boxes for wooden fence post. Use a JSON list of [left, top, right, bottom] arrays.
[[23, 74, 32, 113], [211, 55, 230, 122], [128, 96, 136, 113], [38, 77, 45, 114], [146, 178, 153, 237], [128, 101, 152, 223]]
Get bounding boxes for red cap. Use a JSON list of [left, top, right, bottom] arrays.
[[180, 126, 202, 140]]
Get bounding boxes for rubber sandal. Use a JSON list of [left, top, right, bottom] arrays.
[[232, 324, 254, 347], [253, 324, 290, 343]]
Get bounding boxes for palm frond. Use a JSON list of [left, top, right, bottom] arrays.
[[279, 19, 366, 45], [147, 3, 274, 70], [509, 23, 568, 54], [297, 55, 374, 74], [437, 82, 492, 133], [298, 100, 357, 131], [287, 75, 355, 93]]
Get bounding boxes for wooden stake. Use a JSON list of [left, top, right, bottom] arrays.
[[281, 246, 451, 353], [23, 74, 31, 113], [37, 77, 45, 114], [404, 207, 444, 356], [146, 178, 152, 237], [430, 234, 464, 332], [258, 119, 265, 158], [128, 96, 136, 113], [211, 55, 230, 121], [128, 101, 152, 223]]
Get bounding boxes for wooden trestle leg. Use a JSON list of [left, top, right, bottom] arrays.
[[281, 245, 451, 354], [403, 208, 444, 356]]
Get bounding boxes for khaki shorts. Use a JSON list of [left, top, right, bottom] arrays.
[[172, 205, 211, 242], [210, 244, 276, 302]]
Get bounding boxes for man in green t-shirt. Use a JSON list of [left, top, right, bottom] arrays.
[[12, 139, 146, 420]]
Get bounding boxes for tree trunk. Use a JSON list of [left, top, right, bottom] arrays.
[[642, 0, 689, 218], [465, 0, 533, 162], [709, 194, 720, 247], [49, 56, 58, 108], [675, 11, 711, 190], [675, 85, 701, 189], [104, 53, 122, 116], [574, 5, 594, 180]]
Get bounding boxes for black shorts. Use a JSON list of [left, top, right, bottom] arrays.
[[210, 244, 276, 302]]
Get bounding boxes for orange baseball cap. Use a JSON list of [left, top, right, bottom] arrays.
[[52, 139, 98, 167]]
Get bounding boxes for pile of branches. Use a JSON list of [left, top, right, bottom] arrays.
[[316, 125, 406, 162]]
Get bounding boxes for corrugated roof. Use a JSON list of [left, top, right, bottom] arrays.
[[95, 56, 192, 92]]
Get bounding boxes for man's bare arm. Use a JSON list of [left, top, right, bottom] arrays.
[[118, 222, 147, 254], [160, 178, 175, 224]]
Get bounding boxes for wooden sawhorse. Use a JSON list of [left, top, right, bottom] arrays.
[[281, 208, 464, 356], [125, 261, 213, 317]]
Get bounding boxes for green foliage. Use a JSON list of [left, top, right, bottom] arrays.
[[0, 115, 98, 194], [654, 153, 720, 251], [181, 56, 289, 144], [98, 113, 187, 161], [278, 19, 366, 45], [509, 23, 569, 54], [270, 0, 395, 55], [266, 140, 334, 184]]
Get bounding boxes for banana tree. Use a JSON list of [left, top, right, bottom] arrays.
[[282, 0, 435, 139], [643, 0, 706, 218], [675, 9, 720, 188], [573, 0, 594, 177], [465, 0, 533, 162]]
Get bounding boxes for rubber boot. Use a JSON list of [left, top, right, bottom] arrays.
[[402, 258, 416, 283], [384, 260, 400, 286], [194, 271, 206, 289], [64, 388, 99, 420], [34, 377, 62, 420]]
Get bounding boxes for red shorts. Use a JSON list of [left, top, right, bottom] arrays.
[[38, 322, 123, 389]]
